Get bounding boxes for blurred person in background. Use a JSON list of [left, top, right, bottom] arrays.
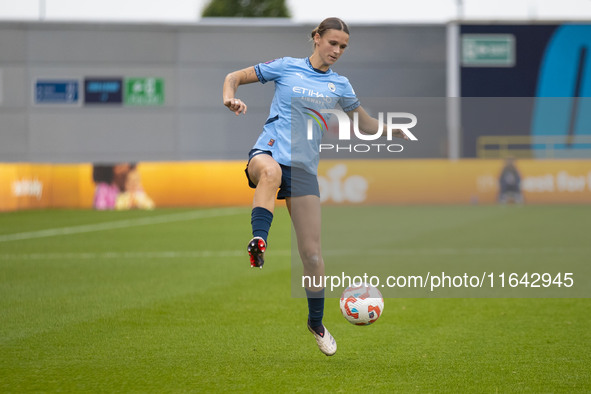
[[92, 163, 154, 210], [498, 157, 524, 204], [115, 163, 155, 210]]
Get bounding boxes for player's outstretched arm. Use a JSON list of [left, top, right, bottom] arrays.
[[223, 66, 259, 115], [347, 105, 409, 140]]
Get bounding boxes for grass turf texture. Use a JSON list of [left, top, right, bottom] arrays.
[[0, 206, 589, 392]]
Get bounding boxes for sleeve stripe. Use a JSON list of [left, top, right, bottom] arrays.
[[342, 100, 361, 113], [254, 64, 267, 84]]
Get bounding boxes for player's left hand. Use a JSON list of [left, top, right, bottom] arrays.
[[224, 98, 247, 116], [392, 128, 410, 140]]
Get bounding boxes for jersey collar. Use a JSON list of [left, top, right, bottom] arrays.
[[306, 57, 329, 74]]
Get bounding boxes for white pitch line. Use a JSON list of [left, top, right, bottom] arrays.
[[325, 246, 590, 256], [0, 208, 246, 243], [1, 250, 242, 260], [1, 246, 586, 261], [0, 250, 292, 260]]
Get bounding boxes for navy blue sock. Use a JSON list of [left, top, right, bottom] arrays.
[[306, 288, 325, 335], [251, 207, 273, 243]]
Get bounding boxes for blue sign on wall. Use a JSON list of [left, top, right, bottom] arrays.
[[34, 79, 79, 104], [84, 78, 123, 104]]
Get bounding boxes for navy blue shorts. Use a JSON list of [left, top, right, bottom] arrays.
[[245, 149, 320, 200]]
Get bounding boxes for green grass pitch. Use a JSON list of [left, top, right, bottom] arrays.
[[0, 205, 589, 392]]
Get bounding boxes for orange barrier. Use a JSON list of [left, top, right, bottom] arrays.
[[0, 162, 254, 211], [138, 161, 253, 206], [0, 163, 94, 211], [1, 159, 590, 211]]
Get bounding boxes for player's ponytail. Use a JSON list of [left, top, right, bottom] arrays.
[[310, 17, 350, 46], [310, 27, 319, 40]]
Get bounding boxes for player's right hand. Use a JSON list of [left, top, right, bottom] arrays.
[[224, 98, 247, 116]]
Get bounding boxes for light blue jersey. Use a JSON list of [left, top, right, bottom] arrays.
[[253, 57, 360, 175]]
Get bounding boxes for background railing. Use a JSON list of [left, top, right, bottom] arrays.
[[477, 135, 591, 159]]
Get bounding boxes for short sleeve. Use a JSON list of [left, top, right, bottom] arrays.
[[254, 57, 286, 84], [339, 79, 361, 112]]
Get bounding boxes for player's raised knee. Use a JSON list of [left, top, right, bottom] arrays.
[[258, 165, 282, 187]]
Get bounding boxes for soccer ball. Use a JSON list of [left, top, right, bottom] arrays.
[[339, 283, 384, 325]]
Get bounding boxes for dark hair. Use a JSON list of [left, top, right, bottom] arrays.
[[310, 17, 350, 41], [92, 164, 114, 184]]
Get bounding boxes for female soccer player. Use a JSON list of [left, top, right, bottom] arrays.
[[222, 17, 408, 356]]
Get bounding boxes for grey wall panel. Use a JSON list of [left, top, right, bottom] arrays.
[[0, 67, 27, 107], [349, 25, 445, 64], [178, 67, 228, 109], [0, 111, 28, 158], [178, 26, 310, 64], [26, 29, 177, 64], [0, 29, 27, 63], [342, 66, 447, 97], [28, 111, 177, 161]]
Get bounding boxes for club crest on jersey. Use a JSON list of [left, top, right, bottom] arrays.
[[328, 82, 336, 93]]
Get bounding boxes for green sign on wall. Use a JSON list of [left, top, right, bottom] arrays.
[[124, 77, 164, 106], [462, 34, 515, 67]]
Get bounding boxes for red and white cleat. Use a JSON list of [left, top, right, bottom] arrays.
[[247, 236, 266, 268]]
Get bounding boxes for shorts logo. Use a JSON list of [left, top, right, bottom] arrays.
[[268, 139, 275, 146], [328, 82, 336, 93], [264, 59, 277, 64]]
